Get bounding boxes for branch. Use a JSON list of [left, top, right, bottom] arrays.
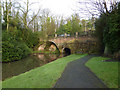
[[103, 0, 109, 14], [28, 8, 40, 26]]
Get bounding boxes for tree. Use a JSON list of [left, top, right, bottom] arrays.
[[2, 0, 12, 31], [0, 0, 2, 44], [30, 12, 40, 32], [38, 9, 57, 39], [64, 18, 72, 34], [95, 1, 120, 54], [103, 2, 120, 54], [95, 14, 107, 54], [9, 9, 23, 30], [81, 19, 86, 32], [19, 0, 40, 29], [78, 0, 119, 18], [50, 16, 56, 36], [71, 14, 81, 36]]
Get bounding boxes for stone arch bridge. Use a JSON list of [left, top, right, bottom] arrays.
[[36, 37, 97, 54]]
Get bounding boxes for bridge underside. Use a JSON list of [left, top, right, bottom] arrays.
[[63, 48, 71, 56], [37, 41, 60, 53]]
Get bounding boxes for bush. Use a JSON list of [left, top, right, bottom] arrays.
[[2, 41, 32, 62], [2, 29, 41, 62], [2, 30, 32, 62]]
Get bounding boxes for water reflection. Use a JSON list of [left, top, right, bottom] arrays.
[[2, 53, 61, 81]]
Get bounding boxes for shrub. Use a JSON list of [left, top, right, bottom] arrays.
[[2, 30, 32, 62], [2, 41, 32, 62]]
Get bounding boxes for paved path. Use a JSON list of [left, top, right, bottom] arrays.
[[54, 55, 108, 88]]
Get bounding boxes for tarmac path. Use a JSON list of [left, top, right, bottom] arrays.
[[54, 55, 108, 88]]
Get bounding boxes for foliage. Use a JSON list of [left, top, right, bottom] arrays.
[[95, 14, 107, 53], [2, 30, 32, 62], [2, 0, 42, 62], [2, 54, 87, 88], [56, 14, 94, 36], [56, 14, 83, 36], [2, 41, 32, 62], [40, 13, 56, 39], [95, 2, 120, 54], [64, 20, 72, 34], [103, 4, 120, 53], [22, 30, 40, 49], [85, 57, 118, 88], [71, 14, 81, 35], [56, 24, 65, 35], [2, 28, 41, 62]]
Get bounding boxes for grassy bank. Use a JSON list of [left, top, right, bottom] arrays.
[[85, 57, 118, 88], [2, 54, 87, 88]]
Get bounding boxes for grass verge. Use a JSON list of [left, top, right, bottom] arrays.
[[2, 54, 87, 88], [85, 57, 118, 88]]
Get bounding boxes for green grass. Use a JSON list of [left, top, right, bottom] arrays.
[[2, 54, 87, 88], [85, 57, 118, 88]]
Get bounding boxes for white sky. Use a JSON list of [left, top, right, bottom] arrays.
[[29, 0, 79, 18], [28, 0, 111, 19], [3, 0, 119, 19], [8, 0, 100, 19]]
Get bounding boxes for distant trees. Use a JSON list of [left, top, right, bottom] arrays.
[[56, 14, 95, 37], [2, 0, 96, 39], [38, 9, 56, 39], [56, 17, 65, 35], [71, 14, 81, 36], [64, 18, 72, 35]]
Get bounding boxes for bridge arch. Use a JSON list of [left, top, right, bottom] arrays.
[[44, 41, 60, 53], [62, 47, 71, 56]]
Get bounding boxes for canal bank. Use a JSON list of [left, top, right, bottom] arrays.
[[2, 54, 87, 88], [2, 53, 61, 81]]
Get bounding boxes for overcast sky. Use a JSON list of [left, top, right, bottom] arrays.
[[28, 0, 92, 19], [2, 0, 100, 19], [3, 0, 119, 19], [28, 0, 77, 17]]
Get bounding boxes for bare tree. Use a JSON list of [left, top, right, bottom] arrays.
[[31, 12, 40, 32], [19, 0, 40, 29], [78, 0, 119, 18], [2, 0, 12, 31]]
